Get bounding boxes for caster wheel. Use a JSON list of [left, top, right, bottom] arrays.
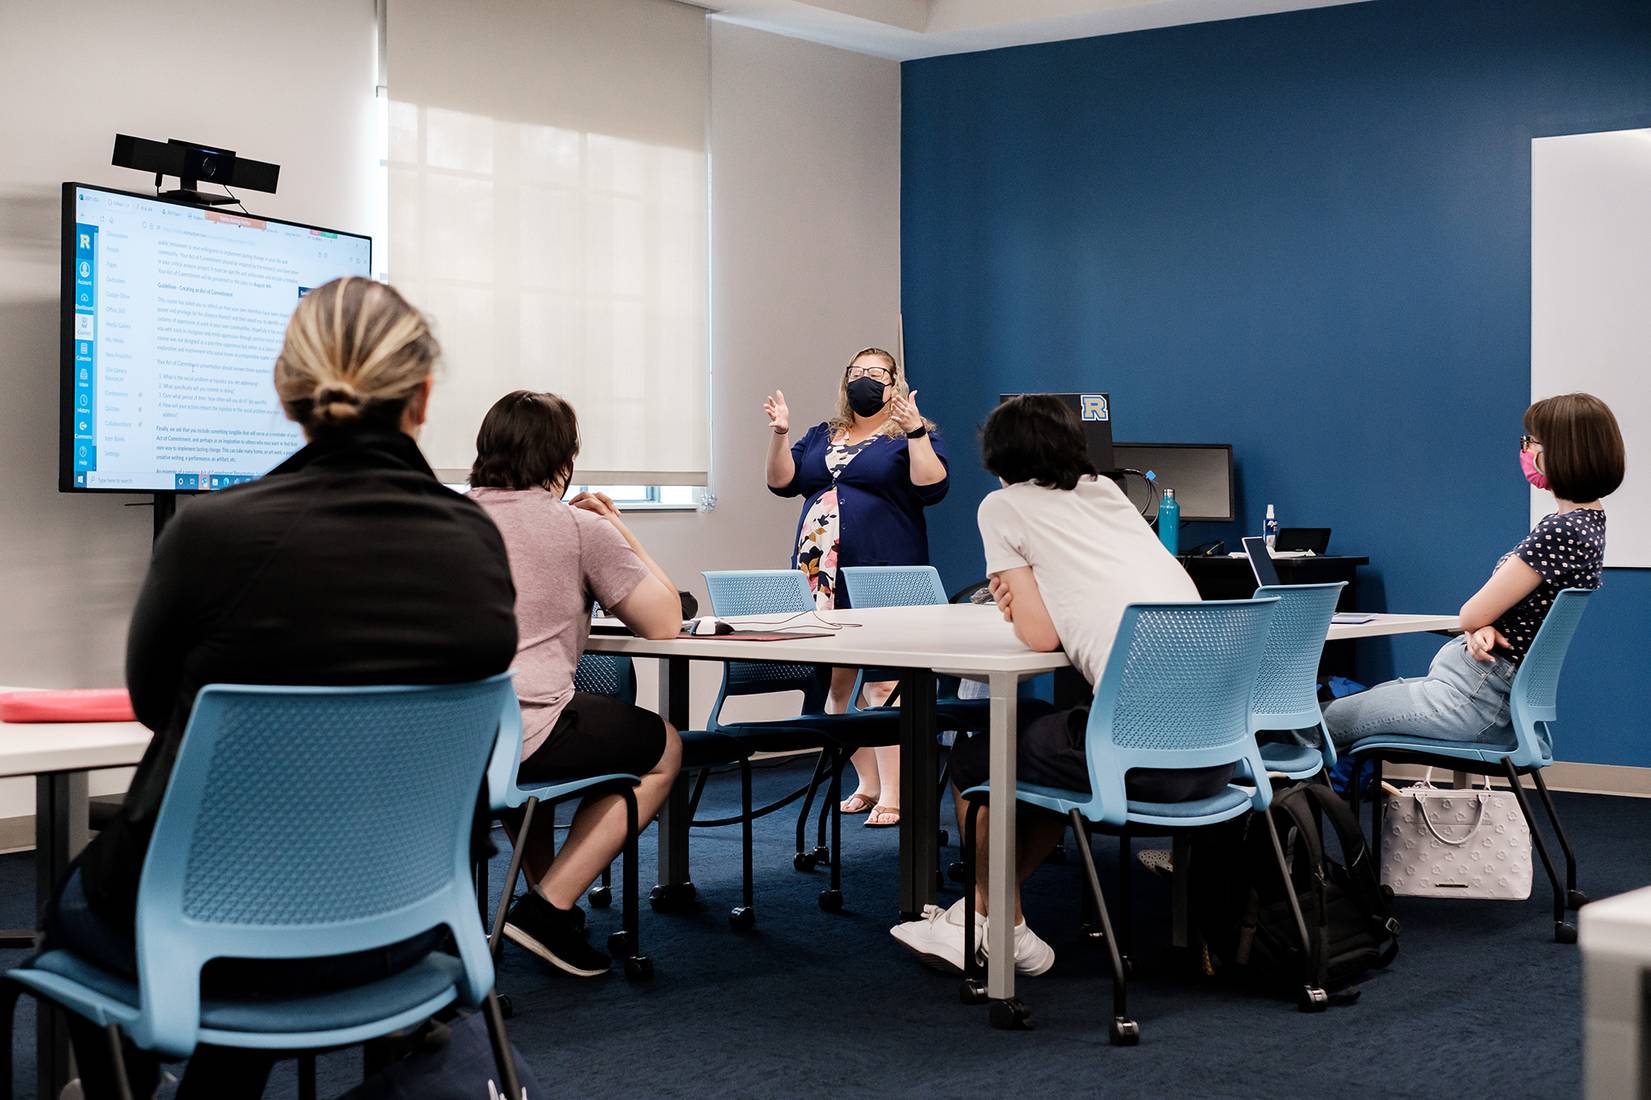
[[587, 885, 612, 910], [812, 846, 832, 867], [818, 889, 844, 913], [1109, 1017, 1140, 1046], [947, 861, 969, 885], [1299, 986, 1329, 1013], [1568, 889, 1590, 910], [624, 955, 654, 982], [794, 851, 818, 872], [497, 994, 514, 1019], [959, 978, 989, 1005], [648, 882, 697, 913], [729, 906, 756, 931], [1555, 921, 1579, 945], [607, 929, 631, 959], [988, 998, 1033, 1030]]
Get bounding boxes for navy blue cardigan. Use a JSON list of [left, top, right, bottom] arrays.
[[769, 422, 950, 598]]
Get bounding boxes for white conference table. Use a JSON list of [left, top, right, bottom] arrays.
[[0, 689, 151, 1094], [586, 603, 1459, 1024]]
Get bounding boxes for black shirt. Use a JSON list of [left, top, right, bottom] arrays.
[[1493, 508, 1606, 664], [75, 427, 518, 932]]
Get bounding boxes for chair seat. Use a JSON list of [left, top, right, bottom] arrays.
[[1259, 741, 1325, 777], [962, 781, 1253, 828], [12, 949, 466, 1046], [936, 698, 990, 730], [719, 710, 901, 749], [509, 771, 640, 809], [679, 729, 750, 767], [1346, 732, 1527, 767]]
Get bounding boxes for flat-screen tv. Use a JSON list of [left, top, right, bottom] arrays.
[[61, 182, 372, 493]]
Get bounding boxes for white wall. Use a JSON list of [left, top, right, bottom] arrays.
[[622, 19, 903, 721], [0, 9, 901, 810], [0, 0, 379, 817]]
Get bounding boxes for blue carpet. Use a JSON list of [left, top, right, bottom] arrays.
[[4, 758, 1646, 1099]]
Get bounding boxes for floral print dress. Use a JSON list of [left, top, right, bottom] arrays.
[[794, 434, 879, 610]]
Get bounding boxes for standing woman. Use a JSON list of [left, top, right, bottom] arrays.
[[764, 347, 949, 828]]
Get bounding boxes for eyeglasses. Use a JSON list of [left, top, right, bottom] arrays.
[[1520, 434, 1544, 453], [845, 365, 893, 383]]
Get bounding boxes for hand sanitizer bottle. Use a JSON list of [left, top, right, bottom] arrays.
[[1158, 488, 1180, 555], [1264, 504, 1278, 549]]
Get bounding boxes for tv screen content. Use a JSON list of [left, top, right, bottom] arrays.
[[61, 183, 372, 492]]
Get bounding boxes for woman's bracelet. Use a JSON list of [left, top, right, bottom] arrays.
[[773, 425, 789, 436], [905, 424, 928, 439]]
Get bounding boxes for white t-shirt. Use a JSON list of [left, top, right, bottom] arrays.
[[977, 476, 1200, 688]]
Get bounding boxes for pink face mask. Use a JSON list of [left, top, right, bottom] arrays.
[[1521, 449, 1549, 491]]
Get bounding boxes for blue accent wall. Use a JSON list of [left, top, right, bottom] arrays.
[[901, 0, 1651, 766]]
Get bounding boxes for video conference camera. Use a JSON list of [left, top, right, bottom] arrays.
[[111, 134, 280, 206]]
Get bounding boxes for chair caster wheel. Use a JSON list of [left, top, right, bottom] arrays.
[[959, 978, 989, 1005], [729, 906, 755, 931], [1109, 1017, 1140, 1046], [947, 861, 968, 884], [624, 955, 654, 981], [497, 994, 514, 1019], [1568, 889, 1590, 910], [648, 882, 696, 912], [818, 889, 844, 913], [794, 851, 818, 872], [1299, 986, 1329, 1013], [812, 846, 832, 867], [1555, 921, 1579, 945], [587, 885, 612, 909], [607, 930, 631, 959], [989, 998, 1033, 1030]]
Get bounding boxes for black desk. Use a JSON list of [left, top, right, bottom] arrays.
[[1181, 554, 1370, 679]]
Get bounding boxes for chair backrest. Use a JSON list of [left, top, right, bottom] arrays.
[[1508, 588, 1592, 768], [1081, 599, 1278, 826], [1251, 582, 1345, 763], [701, 570, 824, 722], [575, 652, 638, 705], [133, 675, 512, 1055], [839, 565, 948, 609]]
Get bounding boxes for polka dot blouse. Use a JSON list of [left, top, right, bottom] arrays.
[[1493, 509, 1606, 664]]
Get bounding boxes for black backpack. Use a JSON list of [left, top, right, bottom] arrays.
[[1191, 781, 1399, 1004]]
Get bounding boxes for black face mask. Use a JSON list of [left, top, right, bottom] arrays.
[[845, 376, 889, 417]]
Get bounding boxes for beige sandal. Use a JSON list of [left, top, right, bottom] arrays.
[[864, 805, 901, 828], [840, 792, 878, 815]]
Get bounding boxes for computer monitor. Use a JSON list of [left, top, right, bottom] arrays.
[[1112, 442, 1234, 522], [61, 183, 373, 493], [997, 392, 1114, 472]]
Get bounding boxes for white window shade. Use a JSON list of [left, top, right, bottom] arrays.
[[387, 0, 709, 483]]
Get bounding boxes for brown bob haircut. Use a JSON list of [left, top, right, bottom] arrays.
[[1524, 393, 1625, 504], [469, 390, 581, 491], [981, 394, 1099, 492]]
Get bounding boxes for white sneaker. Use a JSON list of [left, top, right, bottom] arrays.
[[890, 898, 985, 974], [983, 917, 1056, 976]]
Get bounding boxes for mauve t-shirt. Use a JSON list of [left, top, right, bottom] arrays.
[[468, 487, 650, 757]]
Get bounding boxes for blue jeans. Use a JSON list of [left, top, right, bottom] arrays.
[[1325, 636, 1517, 753]]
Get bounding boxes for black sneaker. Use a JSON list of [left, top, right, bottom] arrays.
[[502, 892, 612, 977]]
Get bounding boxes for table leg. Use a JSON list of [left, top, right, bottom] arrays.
[[37, 771, 83, 1098], [897, 669, 938, 920], [986, 673, 1020, 1013], [651, 656, 696, 909]]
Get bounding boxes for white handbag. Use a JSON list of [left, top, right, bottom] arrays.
[[1379, 770, 1532, 900]]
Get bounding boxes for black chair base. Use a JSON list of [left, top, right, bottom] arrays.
[[648, 881, 698, 912]]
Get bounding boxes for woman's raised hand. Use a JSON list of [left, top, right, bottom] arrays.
[[763, 390, 790, 434], [889, 388, 923, 433]]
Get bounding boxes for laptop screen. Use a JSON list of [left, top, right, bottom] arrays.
[[1242, 537, 1281, 588]]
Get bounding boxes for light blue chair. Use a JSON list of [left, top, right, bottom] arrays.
[[1250, 582, 1346, 780], [1345, 588, 1594, 943], [958, 599, 1322, 1040], [2, 677, 523, 1100], [482, 678, 650, 979], [700, 569, 901, 912]]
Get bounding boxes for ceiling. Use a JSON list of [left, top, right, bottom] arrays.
[[696, 0, 1368, 60]]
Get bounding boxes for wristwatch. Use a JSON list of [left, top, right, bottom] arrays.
[[905, 424, 927, 439]]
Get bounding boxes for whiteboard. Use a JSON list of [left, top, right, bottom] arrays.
[[1531, 128, 1650, 568]]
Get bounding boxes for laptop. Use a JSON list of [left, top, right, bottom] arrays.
[[1245, 535, 1375, 624]]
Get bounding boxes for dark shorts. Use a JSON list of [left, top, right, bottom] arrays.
[[948, 701, 1234, 808], [518, 690, 668, 784]]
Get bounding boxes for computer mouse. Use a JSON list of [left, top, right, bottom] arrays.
[[690, 617, 735, 636]]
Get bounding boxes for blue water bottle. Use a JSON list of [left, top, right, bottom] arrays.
[[1158, 488, 1180, 555]]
